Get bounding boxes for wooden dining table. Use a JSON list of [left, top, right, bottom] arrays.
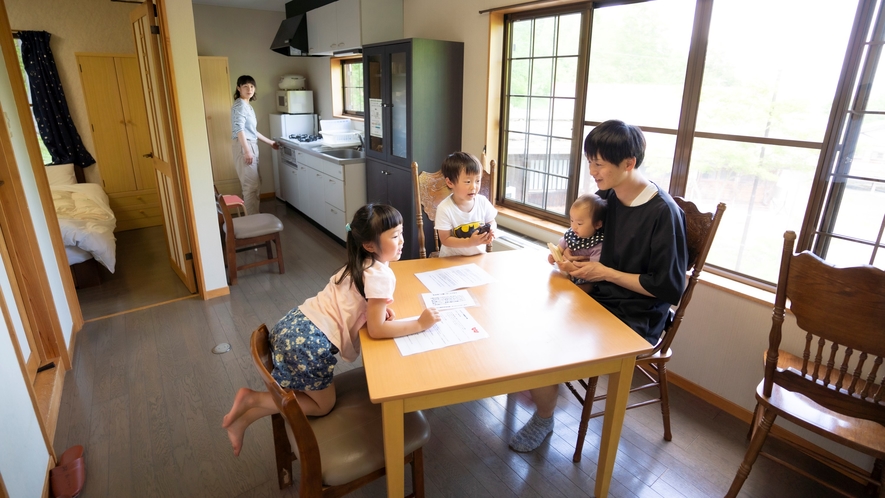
[[359, 249, 654, 498]]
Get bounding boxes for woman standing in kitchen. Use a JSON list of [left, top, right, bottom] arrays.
[[231, 75, 279, 215]]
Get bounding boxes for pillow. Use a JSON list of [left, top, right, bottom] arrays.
[[46, 164, 77, 186]]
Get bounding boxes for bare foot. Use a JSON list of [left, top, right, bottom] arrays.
[[226, 416, 248, 456], [222, 388, 255, 428]]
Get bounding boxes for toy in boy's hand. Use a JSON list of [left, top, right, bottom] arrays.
[[477, 222, 492, 235], [547, 242, 564, 263]]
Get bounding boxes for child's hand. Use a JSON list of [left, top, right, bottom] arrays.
[[417, 307, 441, 330], [469, 230, 493, 246], [385, 307, 396, 321], [547, 254, 556, 265]]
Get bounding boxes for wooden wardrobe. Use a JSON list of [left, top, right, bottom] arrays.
[[76, 53, 161, 232], [198, 56, 239, 196]]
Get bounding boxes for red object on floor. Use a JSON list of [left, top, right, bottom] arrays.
[[50, 445, 85, 498]]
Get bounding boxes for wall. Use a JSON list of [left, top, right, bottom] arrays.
[[7, 0, 135, 185], [192, 4, 332, 195], [0, 246, 48, 498]]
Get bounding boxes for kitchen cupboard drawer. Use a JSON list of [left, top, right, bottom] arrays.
[[325, 204, 346, 240], [324, 175, 344, 211], [327, 163, 344, 181]]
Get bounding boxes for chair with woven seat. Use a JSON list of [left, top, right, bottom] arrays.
[[725, 231, 885, 497], [215, 190, 284, 285], [411, 159, 496, 258], [566, 197, 726, 462], [250, 324, 431, 497]]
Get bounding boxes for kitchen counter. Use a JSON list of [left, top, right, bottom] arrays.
[[276, 137, 365, 165]]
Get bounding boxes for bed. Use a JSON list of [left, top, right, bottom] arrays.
[[47, 164, 117, 288]]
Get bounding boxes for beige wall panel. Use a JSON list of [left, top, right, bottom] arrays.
[[197, 57, 238, 188]]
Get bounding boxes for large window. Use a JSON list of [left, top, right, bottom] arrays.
[[499, 0, 879, 285]]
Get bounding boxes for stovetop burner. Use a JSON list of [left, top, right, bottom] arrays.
[[290, 134, 321, 143]]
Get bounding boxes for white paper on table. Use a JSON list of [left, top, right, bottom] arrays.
[[420, 290, 477, 311], [394, 309, 488, 356], [414, 263, 495, 293]]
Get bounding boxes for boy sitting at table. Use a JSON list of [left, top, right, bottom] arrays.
[[434, 152, 498, 257]]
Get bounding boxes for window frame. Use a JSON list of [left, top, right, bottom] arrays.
[[341, 58, 364, 118], [497, 4, 592, 225]]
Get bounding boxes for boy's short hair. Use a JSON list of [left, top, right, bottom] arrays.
[[441, 152, 483, 183], [572, 194, 607, 226], [583, 120, 646, 168]]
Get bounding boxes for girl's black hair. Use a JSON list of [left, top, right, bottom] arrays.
[[583, 119, 646, 168], [336, 204, 403, 297], [234, 75, 257, 101]]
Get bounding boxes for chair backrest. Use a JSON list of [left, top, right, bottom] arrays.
[[250, 324, 326, 492], [763, 232, 885, 425], [653, 197, 726, 354], [215, 190, 236, 245], [412, 160, 496, 258]]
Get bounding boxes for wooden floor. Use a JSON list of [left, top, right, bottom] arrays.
[[75, 225, 194, 321], [53, 200, 864, 497]]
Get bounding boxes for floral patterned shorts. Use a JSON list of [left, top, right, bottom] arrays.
[[269, 308, 339, 391]]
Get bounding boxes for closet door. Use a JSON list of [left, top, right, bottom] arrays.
[[77, 55, 136, 193], [198, 57, 238, 195], [119, 57, 156, 191]]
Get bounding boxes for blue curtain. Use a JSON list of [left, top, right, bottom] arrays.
[[19, 31, 95, 167]]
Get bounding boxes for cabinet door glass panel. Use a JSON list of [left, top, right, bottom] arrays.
[[390, 49, 408, 159], [367, 51, 383, 153]]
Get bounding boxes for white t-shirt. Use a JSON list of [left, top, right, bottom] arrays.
[[434, 194, 498, 257], [299, 261, 395, 362]]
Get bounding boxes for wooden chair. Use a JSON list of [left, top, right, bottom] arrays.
[[215, 191, 284, 285], [725, 232, 885, 497], [213, 186, 245, 217], [566, 197, 726, 462], [411, 160, 496, 258], [250, 324, 431, 497]]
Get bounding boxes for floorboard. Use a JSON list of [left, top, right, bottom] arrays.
[[53, 199, 867, 497]]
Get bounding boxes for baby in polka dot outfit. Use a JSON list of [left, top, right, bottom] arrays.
[[548, 194, 607, 292]]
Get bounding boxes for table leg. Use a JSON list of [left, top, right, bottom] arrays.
[[382, 399, 405, 498], [595, 356, 636, 498]]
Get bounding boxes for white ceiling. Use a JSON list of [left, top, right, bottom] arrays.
[[191, 0, 287, 13]]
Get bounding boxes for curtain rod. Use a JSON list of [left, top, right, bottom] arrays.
[[479, 0, 643, 15]]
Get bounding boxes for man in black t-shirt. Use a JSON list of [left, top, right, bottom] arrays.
[[509, 120, 688, 453]]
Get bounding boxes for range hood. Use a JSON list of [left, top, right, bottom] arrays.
[[271, 14, 309, 56]]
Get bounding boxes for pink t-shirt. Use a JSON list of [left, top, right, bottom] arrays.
[[299, 261, 395, 362]]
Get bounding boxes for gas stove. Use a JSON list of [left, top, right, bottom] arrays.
[[289, 134, 322, 143]]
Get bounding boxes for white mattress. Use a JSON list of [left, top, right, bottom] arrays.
[[51, 183, 117, 272]]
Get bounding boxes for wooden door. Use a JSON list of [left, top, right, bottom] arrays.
[[119, 56, 157, 192], [130, 0, 197, 293], [198, 57, 238, 194], [77, 55, 136, 193]]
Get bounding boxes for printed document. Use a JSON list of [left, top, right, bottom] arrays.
[[394, 308, 488, 356], [414, 263, 495, 293], [420, 290, 477, 311]]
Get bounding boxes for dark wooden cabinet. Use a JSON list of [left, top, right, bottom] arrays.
[[363, 38, 463, 259], [366, 159, 418, 258]]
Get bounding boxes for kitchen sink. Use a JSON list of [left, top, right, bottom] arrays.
[[321, 148, 364, 160]]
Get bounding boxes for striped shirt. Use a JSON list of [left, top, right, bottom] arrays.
[[230, 98, 258, 141]]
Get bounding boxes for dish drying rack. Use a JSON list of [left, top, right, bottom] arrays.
[[319, 119, 361, 146]]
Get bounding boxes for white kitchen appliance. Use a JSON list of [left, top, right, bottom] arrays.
[[278, 75, 306, 90], [269, 113, 316, 199], [277, 90, 313, 114]]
